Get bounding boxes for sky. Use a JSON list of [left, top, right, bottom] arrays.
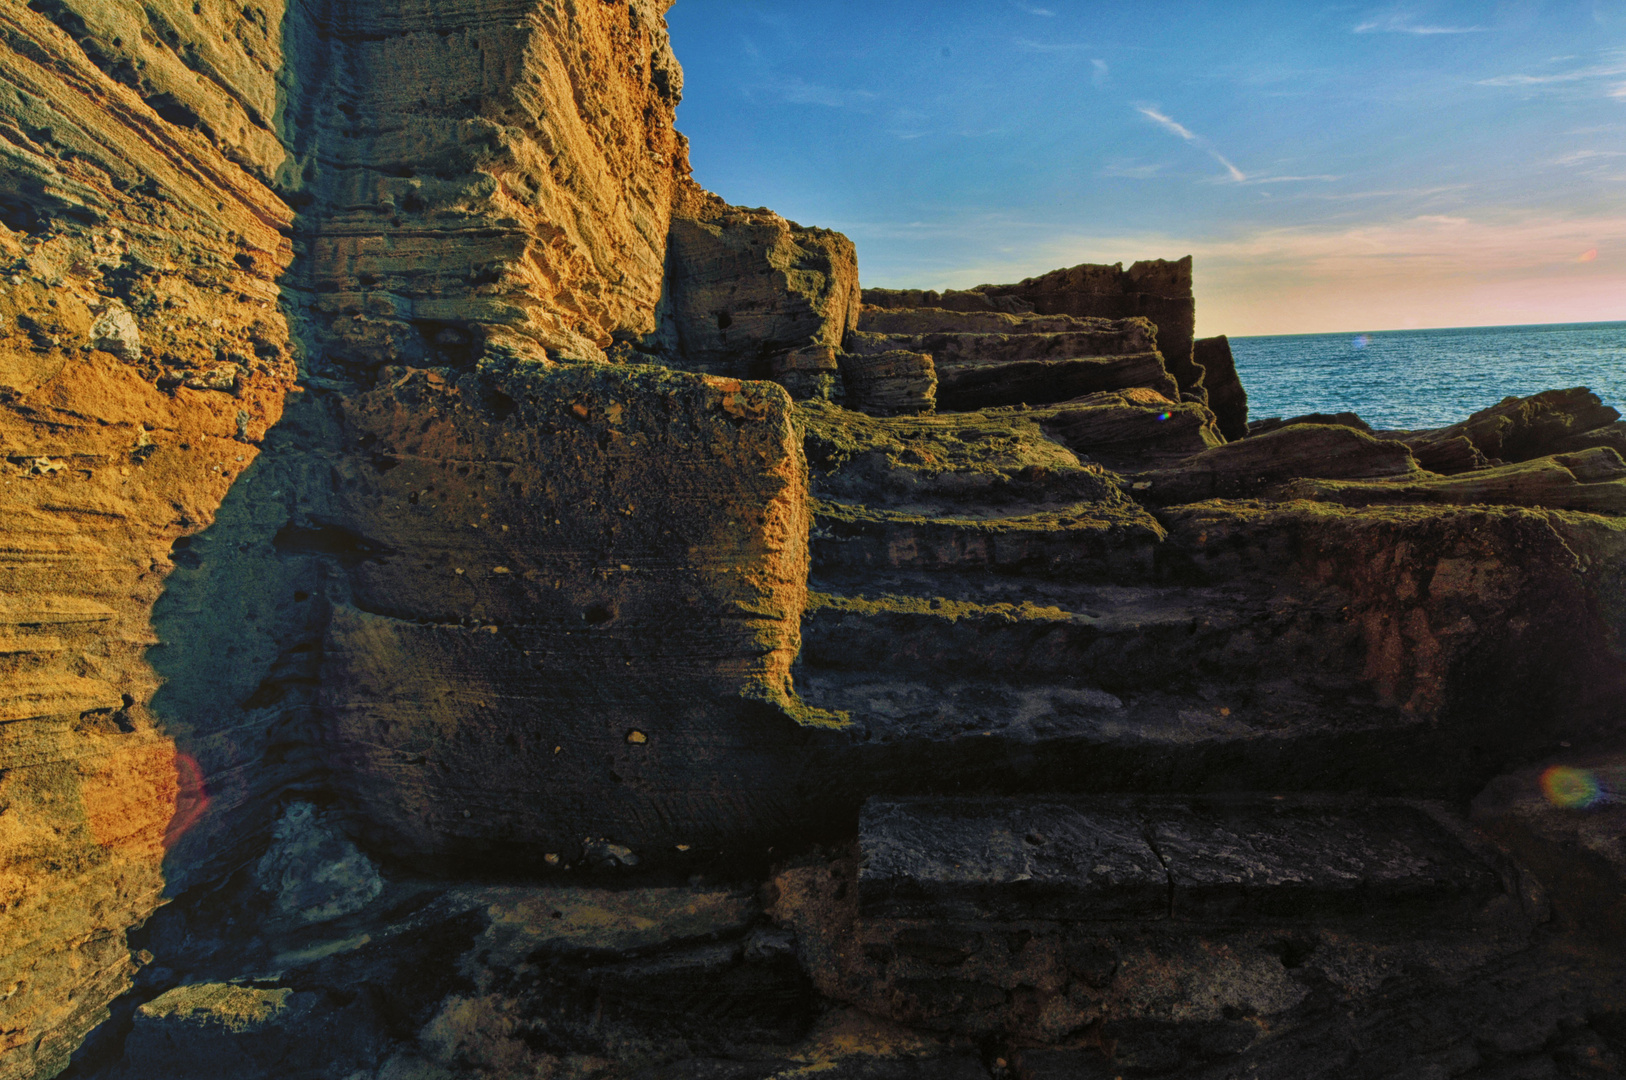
[[664, 1, 1626, 337]]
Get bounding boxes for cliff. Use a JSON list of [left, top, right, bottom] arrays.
[[0, 4, 1623, 1080]]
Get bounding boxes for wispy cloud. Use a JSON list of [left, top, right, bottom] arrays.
[[1555, 149, 1626, 166], [1014, 37, 1085, 53], [1136, 105, 1247, 181], [1101, 159, 1165, 179], [1091, 59, 1110, 88], [1137, 106, 1198, 141], [1010, 0, 1055, 15], [1240, 174, 1343, 185], [1478, 53, 1626, 89], [751, 76, 876, 109], [1354, 12, 1487, 34]]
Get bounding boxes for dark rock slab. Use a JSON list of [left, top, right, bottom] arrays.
[[801, 580, 1253, 684], [858, 797, 1169, 921], [1195, 335, 1248, 441], [849, 326, 1154, 367], [1152, 801, 1504, 921], [118, 983, 383, 1080], [1033, 389, 1224, 465], [1128, 423, 1420, 505], [936, 353, 1177, 412], [797, 670, 1457, 801], [972, 258, 1202, 401], [1473, 750, 1626, 938], [857, 306, 1124, 336], [1285, 446, 1626, 515], [861, 286, 1034, 314], [796, 399, 1122, 510], [1551, 418, 1626, 457], [1406, 387, 1620, 473], [861, 797, 1504, 926], [1249, 411, 1372, 438], [811, 500, 1165, 581], [838, 349, 936, 415]]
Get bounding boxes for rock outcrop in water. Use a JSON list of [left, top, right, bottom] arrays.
[[1, 4, 1624, 1079]]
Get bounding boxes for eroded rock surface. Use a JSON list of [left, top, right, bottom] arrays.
[[1, 3, 1625, 1079]]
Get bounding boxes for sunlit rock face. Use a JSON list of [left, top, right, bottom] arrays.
[[288, 0, 689, 366], [0, 3, 298, 1074]]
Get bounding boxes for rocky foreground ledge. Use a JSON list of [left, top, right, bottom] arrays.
[[1, 3, 1625, 1079]]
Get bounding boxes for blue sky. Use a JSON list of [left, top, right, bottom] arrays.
[[665, 1, 1626, 335]]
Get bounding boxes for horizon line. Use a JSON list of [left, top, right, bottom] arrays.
[[1221, 317, 1626, 341]]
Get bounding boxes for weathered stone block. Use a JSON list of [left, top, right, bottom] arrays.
[[662, 190, 861, 375], [838, 349, 936, 416], [320, 362, 821, 864]]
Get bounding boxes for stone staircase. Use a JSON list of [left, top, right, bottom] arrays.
[[769, 301, 1573, 1069]]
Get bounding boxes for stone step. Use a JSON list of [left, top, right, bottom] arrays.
[[810, 500, 1165, 582], [768, 795, 1536, 1048], [858, 305, 1147, 339], [802, 576, 1274, 687], [796, 669, 1452, 799], [858, 795, 1506, 923], [935, 353, 1177, 412], [797, 399, 1129, 511], [848, 327, 1153, 367]]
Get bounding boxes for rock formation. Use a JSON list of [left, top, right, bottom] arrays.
[[0, 4, 1623, 1080]]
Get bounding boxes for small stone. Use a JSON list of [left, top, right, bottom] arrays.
[[626, 730, 648, 744], [183, 364, 240, 393], [255, 802, 383, 924], [90, 304, 142, 361]]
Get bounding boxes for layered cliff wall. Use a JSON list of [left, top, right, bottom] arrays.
[[0, 3, 297, 1072]]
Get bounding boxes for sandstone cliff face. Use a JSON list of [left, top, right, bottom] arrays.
[[0, 4, 299, 1074], [288, 0, 688, 367]]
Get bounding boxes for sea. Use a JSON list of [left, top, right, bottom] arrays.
[[1228, 321, 1626, 432]]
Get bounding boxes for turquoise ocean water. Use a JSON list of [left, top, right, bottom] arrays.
[[1228, 322, 1626, 431]]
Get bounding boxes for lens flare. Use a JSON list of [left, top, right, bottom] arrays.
[[1579, 248, 1599, 263], [1352, 334, 1370, 349], [1156, 411, 1171, 421], [164, 751, 211, 848], [1540, 765, 1602, 809]]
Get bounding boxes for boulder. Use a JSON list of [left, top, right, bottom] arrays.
[[838, 350, 936, 416], [1405, 387, 1620, 473], [660, 187, 861, 375]]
